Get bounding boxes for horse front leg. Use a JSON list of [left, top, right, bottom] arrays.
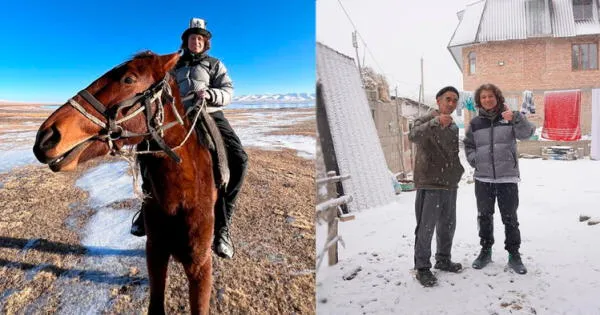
[[146, 239, 170, 315], [183, 202, 215, 315], [184, 250, 213, 315]]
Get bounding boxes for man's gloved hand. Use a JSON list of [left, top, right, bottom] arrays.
[[188, 89, 212, 102]]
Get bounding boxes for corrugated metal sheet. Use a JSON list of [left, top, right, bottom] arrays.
[[449, 0, 600, 47], [526, 0, 552, 36], [551, 0, 577, 37], [316, 43, 396, 212], [478, 0, 528, 41]]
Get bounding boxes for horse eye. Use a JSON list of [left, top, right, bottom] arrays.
[[123, 76, 135, 84]]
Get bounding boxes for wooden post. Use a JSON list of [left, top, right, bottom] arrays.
[[327, 207, 339, 266], [326, 171, 338, 266]]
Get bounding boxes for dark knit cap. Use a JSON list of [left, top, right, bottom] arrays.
[[436, 86, 459, 99]]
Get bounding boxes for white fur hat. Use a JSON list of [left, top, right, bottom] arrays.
[[181, 18, 212, 40]]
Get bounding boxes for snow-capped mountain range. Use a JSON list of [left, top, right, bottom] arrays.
[[0, 93, 316, 106], [232, 93, 315, 104]]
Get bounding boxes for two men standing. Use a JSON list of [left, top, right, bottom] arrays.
[[408, 84, 534, 287]]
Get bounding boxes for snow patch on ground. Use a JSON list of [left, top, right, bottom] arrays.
[[0, 131, 37, 174], [228, 109, 315, 159], [53, 161, 146, 314]]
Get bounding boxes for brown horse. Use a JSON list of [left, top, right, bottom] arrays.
[[32, 51, 217, 315]]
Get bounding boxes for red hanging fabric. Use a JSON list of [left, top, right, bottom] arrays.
[[542, 90, 581, 141]]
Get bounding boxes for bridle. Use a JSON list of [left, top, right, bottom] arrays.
[[67, 72, 202, 163]]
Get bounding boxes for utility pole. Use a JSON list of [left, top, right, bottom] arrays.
[[352, 31, 362, 74], [396, 85, 406, 174], [418, 56, 424, 117], [412, 57, 424, 174]]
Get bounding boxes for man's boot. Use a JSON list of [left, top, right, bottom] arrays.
[[214, 223, 234, 259], [508, 252, 527, 274], [416, 268, 437, 287], [213, 210, 234, 259], [130, 209, 145, 237], [434, 259, 463, 273], [472, 247, 492, 269], [213, 199, 235, 259]]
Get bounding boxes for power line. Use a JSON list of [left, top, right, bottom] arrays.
[[335, 0, 423, 98], [335, 0, 386, 76]]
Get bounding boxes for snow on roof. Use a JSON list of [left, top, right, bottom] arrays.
[[448, 0, 486, 47], [575, 19, 600, 35], [316, 42, 396, 212], [448, 0, 486, 70]]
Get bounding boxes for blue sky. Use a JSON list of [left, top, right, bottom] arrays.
[[0, 0, 315, 103]]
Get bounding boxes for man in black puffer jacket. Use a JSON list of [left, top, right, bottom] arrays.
[[409, 86, 465, 287], [464, 83, 535, 274]]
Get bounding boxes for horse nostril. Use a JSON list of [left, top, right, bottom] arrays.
[[39, 125, 61, 151]]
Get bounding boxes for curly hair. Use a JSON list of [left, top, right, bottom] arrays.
[[474, 83, 505, 112]]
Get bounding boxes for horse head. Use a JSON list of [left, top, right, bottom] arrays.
[[33, 51, 184, 172]]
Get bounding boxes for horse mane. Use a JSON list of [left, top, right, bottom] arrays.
[[132, 50, 158, 59], [125, 50, 211, 151]]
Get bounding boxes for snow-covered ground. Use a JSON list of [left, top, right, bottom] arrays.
[[0, 131, 37, 173], [228, 110, 315, 159], [317, 157, 600, 314]]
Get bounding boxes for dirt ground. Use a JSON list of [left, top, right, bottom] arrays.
[[0, 105, 316, 314]]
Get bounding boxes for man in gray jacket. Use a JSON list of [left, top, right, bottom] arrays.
[[408, 86, 465, 287], [464, 83, 535, 274]]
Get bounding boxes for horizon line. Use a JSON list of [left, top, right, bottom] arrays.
[[0, 91, 317, 105]]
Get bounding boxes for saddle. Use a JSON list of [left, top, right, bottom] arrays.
[[189, 106, 230, 190]]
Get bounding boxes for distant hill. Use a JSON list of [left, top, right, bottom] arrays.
[[232, 93, 315, 104], [0, 99, 56, 106]]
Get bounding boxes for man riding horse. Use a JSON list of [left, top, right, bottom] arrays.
[[130, 18, 248, 260]]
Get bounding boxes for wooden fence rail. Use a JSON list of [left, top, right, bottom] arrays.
[[316, 171, 354, 268]]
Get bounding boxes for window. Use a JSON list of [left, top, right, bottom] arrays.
[[573, 0, 593, 21], [468, 52, 476, 74], [572, 43, 598, 70]]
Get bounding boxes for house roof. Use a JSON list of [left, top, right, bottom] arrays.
[[448, 0, 600, 70]]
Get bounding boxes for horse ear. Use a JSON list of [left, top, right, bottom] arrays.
[[160, 52, 180, 72]]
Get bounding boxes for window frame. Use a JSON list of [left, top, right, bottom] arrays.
[[572, 43, 598, 71], [468, 51, 476, 75]]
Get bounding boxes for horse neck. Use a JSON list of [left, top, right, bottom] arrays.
[[150, 95, 210, 164], [140, 101, 213, 199], [162, 100, 199, 148]]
